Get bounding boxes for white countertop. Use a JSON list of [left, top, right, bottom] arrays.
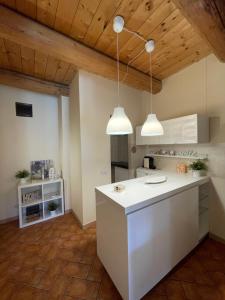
[[96, 171, 209, 214]]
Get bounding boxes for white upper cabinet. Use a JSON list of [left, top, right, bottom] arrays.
[[136, 114, 209, 145]]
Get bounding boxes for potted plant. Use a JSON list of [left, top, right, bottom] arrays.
[[48, 202, 58, 217], [15, 169, 30, 184], [189, 160, 207, 177]]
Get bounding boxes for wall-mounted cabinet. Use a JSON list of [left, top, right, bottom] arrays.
[[136, 114, 209, 145]]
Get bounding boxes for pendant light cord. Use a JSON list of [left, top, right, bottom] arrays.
[[116, 32, 120, 106], [149, 51, 153, 114]]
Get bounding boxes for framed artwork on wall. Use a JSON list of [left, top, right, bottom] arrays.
[[31, 160, 53, 179]]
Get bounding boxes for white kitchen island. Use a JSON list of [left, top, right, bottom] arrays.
[[95, 171, 209, 300]]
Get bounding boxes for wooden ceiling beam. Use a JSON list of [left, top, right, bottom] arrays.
[[0, 5, 162, 94], [172, 0, 225, 62], [0, 69, 70, 96]]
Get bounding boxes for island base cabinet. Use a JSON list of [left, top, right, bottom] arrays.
[[96, 187, 199, 300]]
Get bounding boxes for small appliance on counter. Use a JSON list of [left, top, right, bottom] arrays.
[[143, 156, 156, 169]]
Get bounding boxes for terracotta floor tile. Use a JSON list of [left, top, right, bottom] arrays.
[[66, 278, 99, 299], [165, 279, 186, 300], [80, 254, 96, 265], [194, 270, 214, 286], [10, 284, 49, 300], [142, 294, 168, 300], [149, 281, 167, 296], [182, 282, 222, 300], [0, 280, 17, 300], [48, 275, 70, 299], [198, 256, 225, 272], [2, 214, 225, 300], [87, 257, 106, 282], [62, 261, 90, 279], [169, 267, 194, 283], [182, 282, 200, 300], [98, 273, 122, 300], [182, 256, 204, 272], [210, 271, 225, 285], [55, 248, 83, 263], [11, 266, 44, 286], [37, 272, 55, 290]]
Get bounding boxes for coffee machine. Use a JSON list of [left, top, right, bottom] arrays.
[[143, 156, 156, 169]]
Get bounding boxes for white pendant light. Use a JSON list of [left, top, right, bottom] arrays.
[[106, 106, 133, 135], [141, 44, 164, 136], [141, 113, 164, 136], [106, 17, 133, 135]]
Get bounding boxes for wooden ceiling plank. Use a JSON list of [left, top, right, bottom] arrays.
[[16, 0, 37, 19], [152, 34, 204, 72], [0, 68, 69, 95], [133, 19, 191, 71], [119, 1, 177, 62], [172, 0, 225, 62], [157, 46, 210, 79], [0, 5, 161, 93], [34, 51, 48, 79], [45, 56, 60, 81], [0, 37, 10, 68], [105, 0, 165, 57], [54, 60, 70, 83], [83, 0, 123, 48], [21, 46, 35, 76], [69, 0, 101, 42], [152, 41, 209, 76], [94, 0, 143, 52], [37, 0, 59, 28], [214, 0, 225, 27], [63, 64, 76, 84], [3, 39, 22, 72], [0, 0, 16, 9], [54, 0, 79, 35]]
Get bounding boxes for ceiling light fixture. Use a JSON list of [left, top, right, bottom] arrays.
[[106, 16, 133, 135], [141, 41, 164, 136]]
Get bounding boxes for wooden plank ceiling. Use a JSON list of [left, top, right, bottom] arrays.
[[0, 0, 210, 87]]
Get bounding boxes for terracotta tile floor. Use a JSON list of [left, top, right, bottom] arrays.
[[1, 213, 225, 300]]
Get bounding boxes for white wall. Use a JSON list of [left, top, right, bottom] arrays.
[[0, 85, 62, 221], [69, 73, 83, 224], [58, 96, 71, 211], [70, 71, 144, 225], [141, 54, 225, 240]]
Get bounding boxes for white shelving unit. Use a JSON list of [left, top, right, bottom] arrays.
[[18, 178, 64, 228], [147, 154, 208, 160]]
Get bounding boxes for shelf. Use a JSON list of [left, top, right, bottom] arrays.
[[21, 199, 43, 208], [147, 154, 208, 160], [44, 211, 64, 220], [22, 216, 44, 227], [43, 195, 62, 202], [18, 178, 62, 188]]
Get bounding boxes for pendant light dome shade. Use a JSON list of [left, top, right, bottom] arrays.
[[106, 106, 133, 135], [141, 113, 164, 136]]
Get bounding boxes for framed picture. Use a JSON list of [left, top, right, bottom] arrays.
[[31, 160, 53, 179]]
